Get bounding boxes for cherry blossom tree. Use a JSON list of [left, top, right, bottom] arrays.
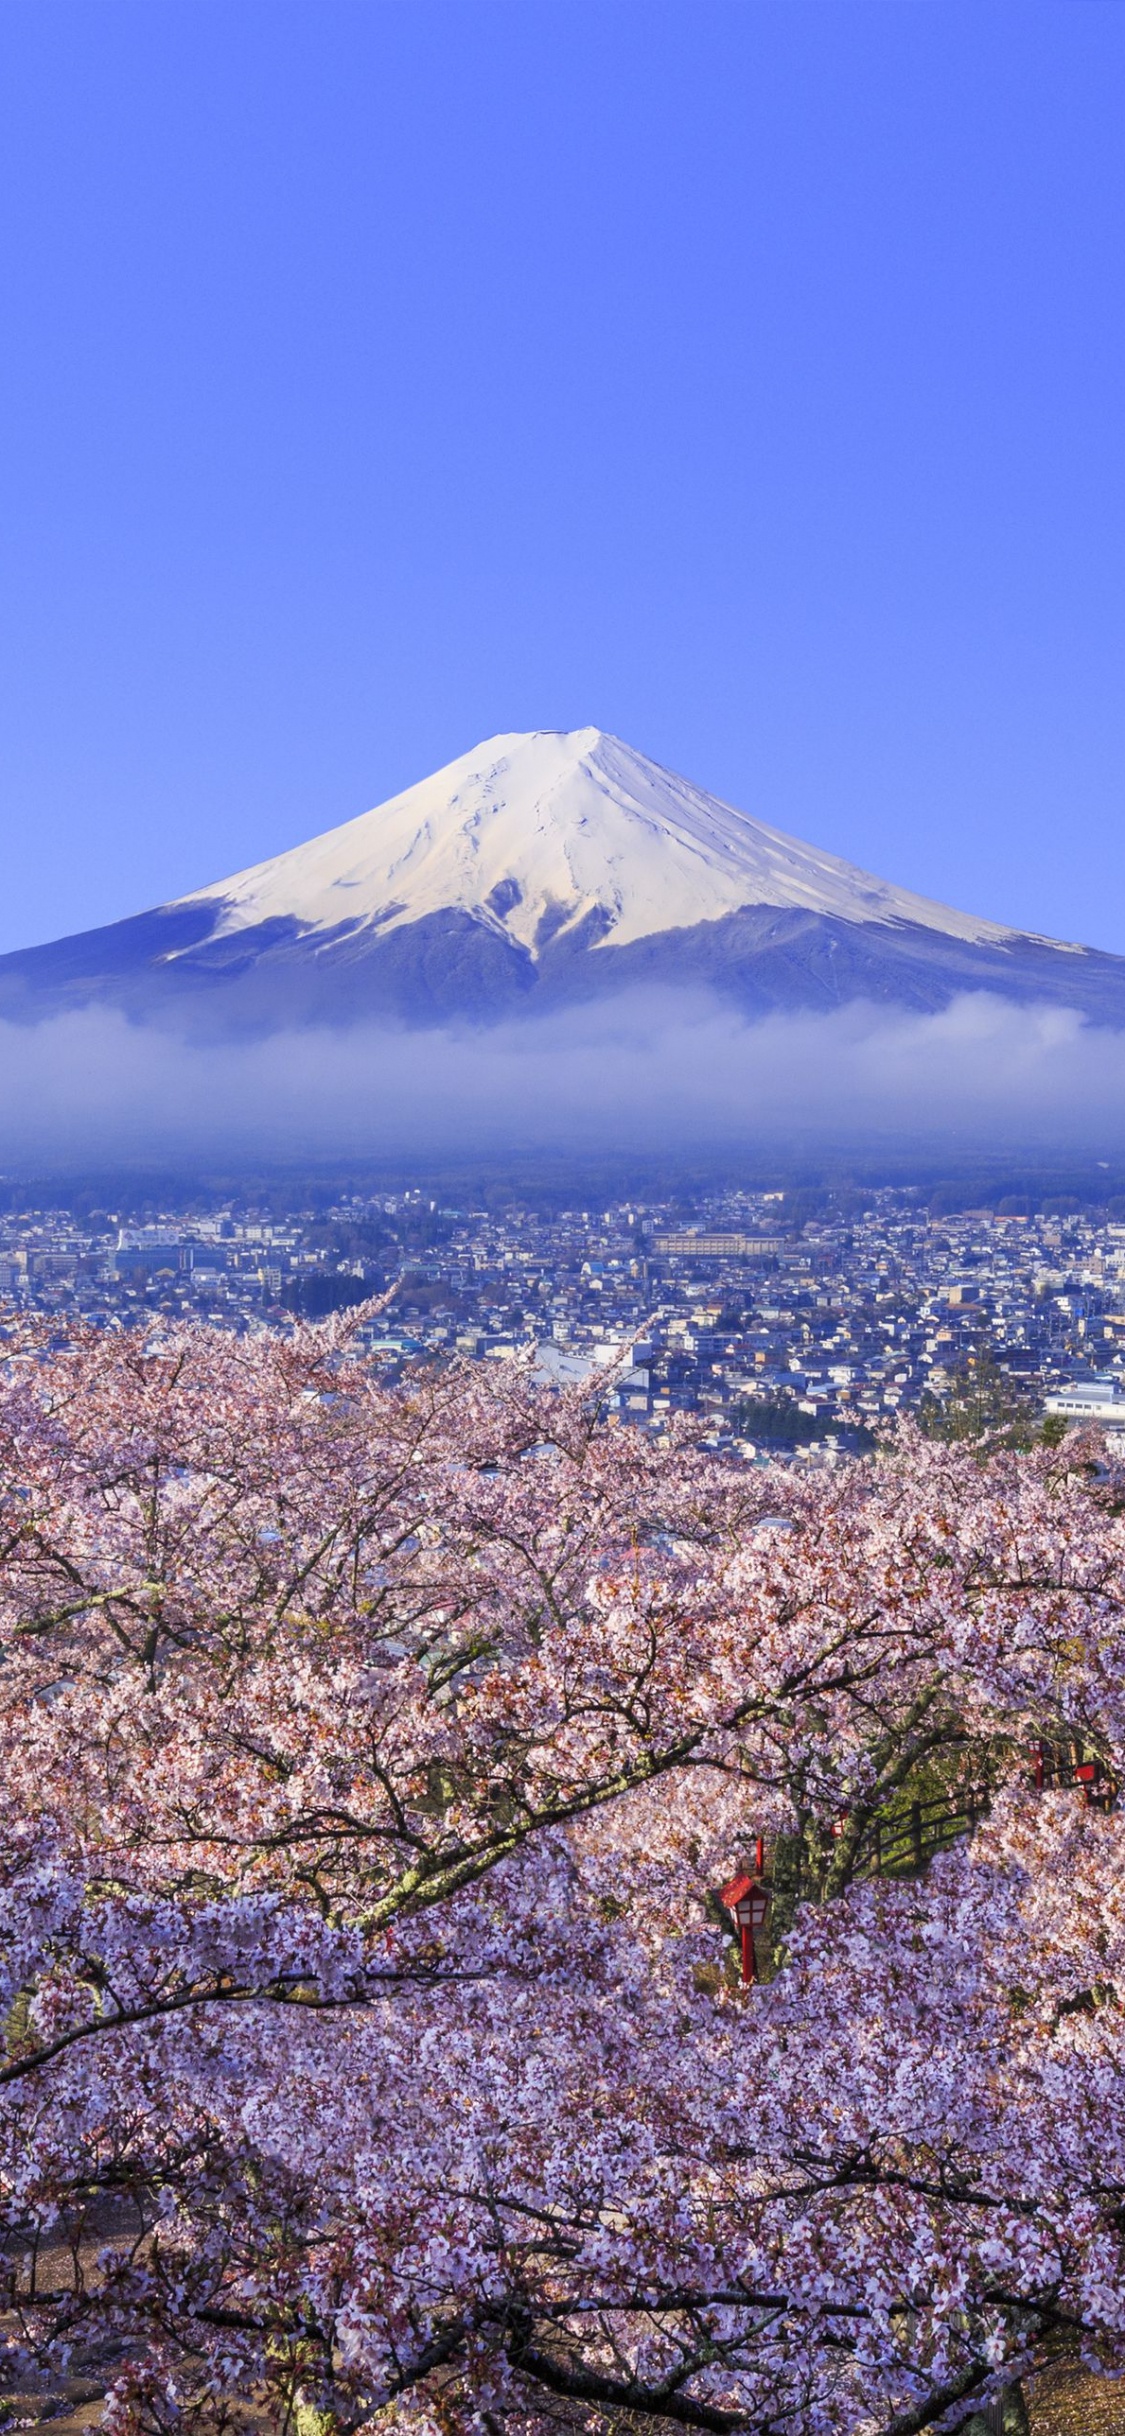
[[0, 1305, 1122, 2435]]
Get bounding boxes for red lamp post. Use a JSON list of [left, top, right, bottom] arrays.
[[720, 1842, 771, 1985]]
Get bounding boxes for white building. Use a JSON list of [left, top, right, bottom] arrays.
[[1043, 1378, 1125, 1423]]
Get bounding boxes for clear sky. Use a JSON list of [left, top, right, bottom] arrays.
[[2, 0, 1124, 957]]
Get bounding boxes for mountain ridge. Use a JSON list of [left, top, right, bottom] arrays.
[[170, 726, 1054, 957], [1, 727, 1121, 1035]]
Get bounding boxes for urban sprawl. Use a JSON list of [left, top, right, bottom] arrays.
[[3, 1187, 1124, 1454]]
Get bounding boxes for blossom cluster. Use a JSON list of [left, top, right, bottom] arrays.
[[0, 1308, 1122, 2435]]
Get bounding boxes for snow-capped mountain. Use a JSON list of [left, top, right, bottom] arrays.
[[173, 727, 1021, 956], [2, 726, 1124, 1032]]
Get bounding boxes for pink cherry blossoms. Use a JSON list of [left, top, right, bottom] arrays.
[[0, 1306, 1123, 2436]]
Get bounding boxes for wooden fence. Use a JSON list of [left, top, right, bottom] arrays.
[[850, 1782, 992, 1879], [845, 1739, 1116, 1884]]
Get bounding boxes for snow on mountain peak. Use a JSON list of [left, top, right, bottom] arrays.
[[178, 727, 1020, 956]]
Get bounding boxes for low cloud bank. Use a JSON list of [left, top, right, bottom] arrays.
[[0, 991, 1124, 1164]]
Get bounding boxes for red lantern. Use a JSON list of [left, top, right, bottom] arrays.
[[720, 1853, 771, 1985]]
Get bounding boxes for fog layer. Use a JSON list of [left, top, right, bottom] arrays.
[[0, 992, 1123, 1163]]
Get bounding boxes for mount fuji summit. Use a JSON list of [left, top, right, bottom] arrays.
[[4, 727, 1125, 1033]]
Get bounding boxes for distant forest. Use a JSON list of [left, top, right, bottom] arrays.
[[3, 1151, 1125, 1226]]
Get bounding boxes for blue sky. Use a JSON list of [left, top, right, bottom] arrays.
[[2, 0, 1124, 955]]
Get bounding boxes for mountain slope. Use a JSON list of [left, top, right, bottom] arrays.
[[2, 728, 1123, 1033], [172, 727, 1026, 954]]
